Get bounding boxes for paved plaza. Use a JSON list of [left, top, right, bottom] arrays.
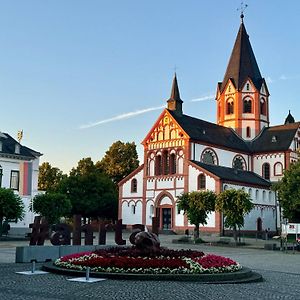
[[0, 235, 299, 300]]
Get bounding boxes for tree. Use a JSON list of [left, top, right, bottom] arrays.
[[70, 157, 97, 177], [0, 188, 24, 235], [38, 162, 65, 192], [216, 189, 253, 244], [32, 193, 72, 225], [274, 161, 300, 222], [96, 141, 139, 184], [57, 171, 118, 220], [177, 191, 216, 238]]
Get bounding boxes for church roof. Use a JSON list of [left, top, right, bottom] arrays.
[[0, 132, 41, 159], [249, 122, 300, 153], [169, 110, 299, 154], [284, 110, 295, 124], [220, 22, 263, 92], [167, 73, 183, 104], [191, 160, 271, 187], [168, 110, 250, 152]]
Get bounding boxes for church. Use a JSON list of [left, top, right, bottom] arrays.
[[118, 17, 300, 235]]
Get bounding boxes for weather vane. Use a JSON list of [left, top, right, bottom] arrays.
[[237, 1, 248, 22], [17, 130, 23, 143]]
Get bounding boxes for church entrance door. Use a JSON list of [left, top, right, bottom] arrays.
[[162, 208, 171, 230]]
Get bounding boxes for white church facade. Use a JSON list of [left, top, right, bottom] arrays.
[[118, 18, 299, 235]]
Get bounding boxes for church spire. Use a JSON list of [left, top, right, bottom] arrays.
[[167, 73, 183, 116], [220, 21, 262, 92]]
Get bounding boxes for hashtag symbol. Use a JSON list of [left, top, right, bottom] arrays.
[[29, 216, 49, 245]]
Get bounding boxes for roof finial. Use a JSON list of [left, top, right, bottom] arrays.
[[237, 1, 248, 23]]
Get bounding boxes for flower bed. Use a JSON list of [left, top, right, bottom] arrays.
[[54, 247, 241, 275]]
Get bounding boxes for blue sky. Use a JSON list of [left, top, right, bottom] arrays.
[[1, 1, 300, 173]]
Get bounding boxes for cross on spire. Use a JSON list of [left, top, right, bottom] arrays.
[[237, 1, 248, 23]]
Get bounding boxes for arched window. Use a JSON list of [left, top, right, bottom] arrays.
[[260, 98, 266, 115], [274, 162, 283, 176], [197, 174, 206, 190], [226, 99, 234, 114], [243, 98, 252, 113], [131, 178, 137, 193], [262, 163, 270, 180], [246, 126, 251, 138], [232, 155, 246, 170], [255, 189, 259, 200], [169, 153, 176, 174], [155, 155, 162, 175], [162, 150, 169, 175], [201, 149, 218, 165], [262, 190, 266, 201]]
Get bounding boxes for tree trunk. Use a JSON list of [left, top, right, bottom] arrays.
[[194, 224, 200, 239], [233, 225, 237, 246]]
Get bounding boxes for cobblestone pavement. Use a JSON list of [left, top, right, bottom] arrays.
[[0, 235, 299, 299]]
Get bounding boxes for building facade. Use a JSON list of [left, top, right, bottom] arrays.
[[0, 132, 41, 235], [118, 18, 299, 235]]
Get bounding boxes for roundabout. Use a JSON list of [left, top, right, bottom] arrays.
[[42, 245, 263, 283]]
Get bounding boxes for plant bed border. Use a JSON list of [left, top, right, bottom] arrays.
[[42, 262, 263, 284]]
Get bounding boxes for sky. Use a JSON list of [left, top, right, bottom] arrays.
[[1, 0, 300, 173]]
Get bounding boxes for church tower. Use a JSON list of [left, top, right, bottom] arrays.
[[216, 16, 269, 140]]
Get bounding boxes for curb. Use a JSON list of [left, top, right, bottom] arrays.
[[42, 262, 263, 284]]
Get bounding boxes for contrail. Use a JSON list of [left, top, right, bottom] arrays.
[[79, 104, 165, 129], [80, 95, 214, 129], [190, 95, 214, 102]]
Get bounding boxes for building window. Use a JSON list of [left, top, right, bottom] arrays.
[[10, 170, 19, 190], [201, 149, 218, 165], [274, 162, 283, 176], [155, 155, 162, 175], [0, 141, 2, 151], [262, 163, 270, 180], [246, 83, 250, 90], [260, 98, 266, 115], [232, 156, 246, 170], [246, 126, 251, 138], [243, 98, 252, 113], [197, 174, 206, 190], [226, 99, 234, 115], [169, 153, 176, 174], [131, 178, 137, 193], [228, 85, 231, 92], [0, 166, 2, 187], [162, 150, 169, 175]]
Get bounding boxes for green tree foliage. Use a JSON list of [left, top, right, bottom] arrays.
[[177, 191, 216, 238], [96, 141, 139, 184], [274, 161, 300, 222], [32, 193, 71, 225], [216, 189, 253, 243], [57, 171, 118, 220], [70, 157, 96, 177], [38, 162, 65, 192], [0, 188, 24, 235]]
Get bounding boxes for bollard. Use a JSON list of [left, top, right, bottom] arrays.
[[31, 261, 36, 274], [86, 267, 90, 281]]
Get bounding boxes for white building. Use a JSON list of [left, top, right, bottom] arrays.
[[118, 18, 299, 235], [0, 131, 41, 235]]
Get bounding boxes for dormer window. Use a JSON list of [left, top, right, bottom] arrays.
[[271, 136, 277, 143], [15, 144, 20, 154]]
